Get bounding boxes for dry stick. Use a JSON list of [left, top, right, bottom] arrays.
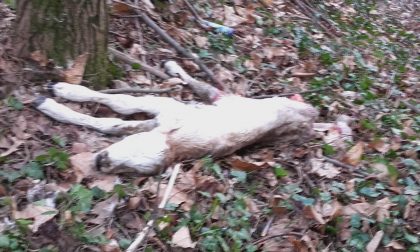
[[100, 87, 178, 94], [126, 164, 181, 252], [253, 87, 329, 99], [109, 47, 218, 102], [322, 155, 355, 172], [133, 0, 152, 83], [291, 0, 337, 39], [261, 215, 275, 237], [401, 100, 420, 114], [112, 0, 223, 90], [182, 0, 202, 22], [109, 47, 170, 79]]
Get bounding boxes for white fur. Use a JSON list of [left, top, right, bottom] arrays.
[[37, 82, 318, 174], [52, 82, 188, 116], [36, 98, 157, 134]]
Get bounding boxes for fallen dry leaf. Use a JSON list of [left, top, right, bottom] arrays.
[[146, 180, 193, 211], [101, 239, 122, 252], [13, 203, 58, 232], [228, 156, 270, 172], [369, 138, 390, 153], [30, 50, 49, 67], [303, 205, 326, 225], [310, 159, 340, 178], [371, 163, 389, 181], [384, 240, 406, 250], [223, 5, 247, 27], [70, 152, 120, 192], [70, 142, 88, 154], [128, 196, 142, 210], [321, 200, 342, 221], [342, 55, 356, 71], [0, 137, 23, 158], [342, 202, 376, 216], [342, 142, 364, 166], [366, 230, 384, 252], [88, 194, 119, 224], [63, 53, 89, 84], [259, 0, 273, 7], [171, 226, 196, 248], [194, 36, 208, 48]]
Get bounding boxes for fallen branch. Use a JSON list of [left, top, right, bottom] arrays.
[[253, 87, 329, 99], [126, 164, 181, 252], [112, 0, 224, 90], [401, 100, 420, 114], [109, 48, 220, 103], [322, 155, 355, 172], [291, 0, 339, 39], [109, 47, 170, 80]]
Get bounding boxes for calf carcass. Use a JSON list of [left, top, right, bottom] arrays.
[[34, 62, 318, 175]]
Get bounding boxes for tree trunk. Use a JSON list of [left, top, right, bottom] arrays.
[[14, 0, 110, 88]]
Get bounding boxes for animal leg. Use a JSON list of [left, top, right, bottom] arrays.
[[95, 130, 170, 174], [33, 97, 157, 135], [48, 82, 188, 116]]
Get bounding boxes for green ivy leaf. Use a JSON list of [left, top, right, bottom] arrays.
[[6, 96, 23, 110], [231, 170, 247, 183], [359, 187, 381, 197], [350, 214, 362, 228], [0, 235, 10, 248], [47, 148, 70, 171], [131, 63, 141, 70], [274, 166, 288, 178], [404, 232, 419, 244], [322, 144, 336, 156], [70, 184, 93, 213], [22, 162, 44, 179], [386, 164, 399, 181], [0, 170, 22, 182], [52, 135, 67, 148], [292, 194, 315, 206]]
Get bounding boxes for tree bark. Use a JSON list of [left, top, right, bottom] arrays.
[[14, 0, 110, 88]]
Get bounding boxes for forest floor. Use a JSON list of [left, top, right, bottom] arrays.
[[0, 0, 419, 251]]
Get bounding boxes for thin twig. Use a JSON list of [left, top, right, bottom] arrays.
[[261, 215, 275, 237], [133, 0, 152, 83], [401, 100, 420, 114], [109, 48, 219, 102], [109, 47, 170, 79], [322, 155, 355, 172], [291, 0, 338, 39], [253, 231, 305, 245], [112, 0, 223, 90], [182, 0, 202, 22], [100, 87, 178, 94], [126, 164, 181, 252], [253, 87, 329, 99]]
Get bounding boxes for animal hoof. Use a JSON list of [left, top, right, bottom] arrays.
[[32, 96, 47, 108], [95, 151, 111, 172], [46, 81, 58, 96]]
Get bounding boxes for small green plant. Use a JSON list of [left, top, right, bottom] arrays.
[[193, 193, 257, 252], [203, 157, 224, 179], [35, 147, 70, 171], [68, 184, 94, 213], [68, 222, 107, 245], [0, 219, 32, 251], [273, 165, 288, 178], [6, 96, 23, 110], [208, 33, 234, 54]]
